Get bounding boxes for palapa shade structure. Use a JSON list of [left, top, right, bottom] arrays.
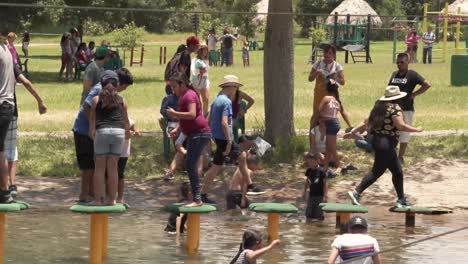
[[325, 0, 382, 27], [443, 0, 468, 14], [253, 0, 268, 25]]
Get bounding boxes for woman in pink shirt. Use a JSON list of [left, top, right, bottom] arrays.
[[7, 32, 18, 66], [405, 29, 419, 63]]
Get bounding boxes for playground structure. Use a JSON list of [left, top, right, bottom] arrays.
[[423, 2, 468, 62], [390, 17, 419, 63], [159, 46, 167, 65]]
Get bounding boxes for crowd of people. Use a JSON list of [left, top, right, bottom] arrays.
[[0, 27, 435, 262]]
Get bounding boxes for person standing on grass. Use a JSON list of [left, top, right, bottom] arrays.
[[0, 32, 16, 203], [180, 36, 200, 82], [220, 28, 237, 67], [327, 216, 381, 264], [388, 53, 431, 163], [80, 46, 110, 106], [200, 75, 253, 204], [6, 65, 47, 197], [191, 44, 210, 115], [166, 72, 211, 208], [72, 69, 133, 203], [89, 73, 130, 206], [308, 44, 345, 154], [6, 32, 19, 67], [207, 28, 218, 67], [59, 32, 72, 81], [422, 26, 435, 64], [21, 31, 30, 58], [347, 86, 423, 209]]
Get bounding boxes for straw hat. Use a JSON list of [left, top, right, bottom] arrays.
[[219, 75, 243, 88], [379, 86, 407, 101]]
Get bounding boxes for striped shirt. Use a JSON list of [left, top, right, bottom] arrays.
[[331, 234, 380, 264]]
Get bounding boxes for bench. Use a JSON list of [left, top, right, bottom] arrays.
[[249, 203, 298, 241], [389, 206, 452, 227], [320, 203, 368, 234], [70, 203, 128, 264]]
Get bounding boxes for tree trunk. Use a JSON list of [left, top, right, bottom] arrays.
[[263, 0, 295, 144]]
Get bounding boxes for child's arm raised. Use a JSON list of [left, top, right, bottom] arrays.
[[246, 239, 281, 262]]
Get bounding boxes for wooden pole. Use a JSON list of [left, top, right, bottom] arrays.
[[336, 212, 351, 234], [130, 48, 134, 67], [366, 14, 371, 63], [140, 45, 144, 67], [456, 7, 461, 54], [159, 46, 163, 65], [443, 2, 449, 62], [0, 213, 5, 264], [186, 213, 200, 254], [405, 212, 416, 227], [90, 214, 104, 264], [423, 3, 428, 34], [345, 14, 350, 64], [414, 18, 419, 63], [101, 214, 108, 262], [267, 213, 280, 241], [163, 47, 167, 64], [393, 29, 397, 64]]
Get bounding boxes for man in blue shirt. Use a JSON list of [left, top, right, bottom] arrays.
[[72, 68, 133, 202], [200, 75, 250, 205]]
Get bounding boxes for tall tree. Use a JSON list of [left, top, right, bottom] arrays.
[[263, 0, 295, 144]]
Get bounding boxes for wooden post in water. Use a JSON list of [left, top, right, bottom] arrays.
[[336, 212, 351, 234], [267, 213, 280, 241], [90, 214, 105, 264], [101, 214, 108, 261], [186, 213, 201, 254], [405, 212, 416, 227], [0, 213, 4, 264]]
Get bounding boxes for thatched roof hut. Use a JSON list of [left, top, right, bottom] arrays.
[[325, 0, 382, 27], [253, 0, 268, 25], [443, 0, 468, 14]]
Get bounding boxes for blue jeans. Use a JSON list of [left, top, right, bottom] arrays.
[[185, 132, 211, 202], [423, 47, 432, 64], [221, 48, 233, 66]]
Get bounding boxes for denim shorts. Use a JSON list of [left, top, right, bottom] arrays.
[[325, 119, 340, 136], [94, 127, 125, 156]]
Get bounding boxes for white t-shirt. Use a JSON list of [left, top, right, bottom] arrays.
[[312, 60, 343, 79], [331, 233, 380, 264], [207, 34, 217, 51], [121, 119, 135, 158], [422, 32, 436, 48], [190, 58, 209, 91]]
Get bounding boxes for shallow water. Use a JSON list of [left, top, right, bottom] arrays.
[[4, 207, 468, 263]]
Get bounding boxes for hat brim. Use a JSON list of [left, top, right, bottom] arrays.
[[219, 82, 243, 88], [349, 223, 368, 229], [379, 92, 407, 101]]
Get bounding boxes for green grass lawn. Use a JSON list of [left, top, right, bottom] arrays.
[[14, 34, 468, 132]]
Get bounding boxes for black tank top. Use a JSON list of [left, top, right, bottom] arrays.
[[96, 96, 124, 129]]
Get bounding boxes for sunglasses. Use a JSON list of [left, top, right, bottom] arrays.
[[396, 61, 406, 64]]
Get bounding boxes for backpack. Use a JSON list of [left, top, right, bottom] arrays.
[[164, 51, 183, 81], [223, 35, 233, 49]]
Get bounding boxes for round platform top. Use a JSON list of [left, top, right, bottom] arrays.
[[0, 201, 30, 212], [389, 206, 452, 215], [319, 203, 368, 213], [70, 203, 128, 214], [249, 203, 298, 213]]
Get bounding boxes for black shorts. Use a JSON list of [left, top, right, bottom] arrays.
[[73, 132, 95, 170], [213, 139, 241, 166], [226, 190, 249, 210], [118, 157, 128, 179], [306, 195, 324, 220], [0, 102, 14, 152]]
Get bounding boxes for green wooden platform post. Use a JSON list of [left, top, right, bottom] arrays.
[[0, 202, 30, 264], [165, 203, 217, 255], [70, 203, 128, 264], [389, 206, 452, 228], [248, 203, 298, 241], [320, 203, 368, 234]]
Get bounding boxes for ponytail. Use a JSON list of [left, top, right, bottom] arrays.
[[98, 83, 120, 111], [230, 243, 244, 264]]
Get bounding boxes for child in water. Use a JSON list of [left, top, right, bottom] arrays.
[[164, 182, 191, 238], [303, 152, 328, 222], [230, 229, 280, 264]]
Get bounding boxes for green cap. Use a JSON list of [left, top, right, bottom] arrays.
[[95, 46, 109, 59]]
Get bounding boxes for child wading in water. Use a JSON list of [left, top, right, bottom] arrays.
[[89, 72, 130, 205], [226, 152, 261, 213], [313, 77, 351, 175], [303, 152, 328, 222], [230, 229, 280, 264], [164, 182, 191, 240]]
